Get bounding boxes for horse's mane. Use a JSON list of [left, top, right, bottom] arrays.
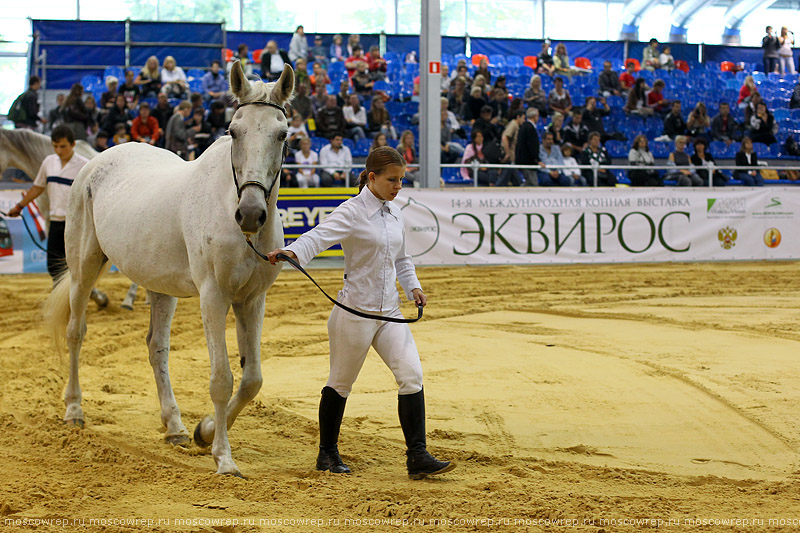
[[237, 79, 294, 107], [1, 129, 53, 162]]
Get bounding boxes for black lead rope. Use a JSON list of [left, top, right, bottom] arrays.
[[0, 210, 48, 252], [245, 238, 423, 324]]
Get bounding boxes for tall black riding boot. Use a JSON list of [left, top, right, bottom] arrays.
[[316, 386, 351, 474], [398, 388, 455, 479]]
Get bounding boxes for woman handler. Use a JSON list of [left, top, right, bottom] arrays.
[[266, 147, 454, 480]]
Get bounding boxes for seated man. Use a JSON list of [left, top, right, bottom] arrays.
[[319, 134, 353, 186], [598, 61, 622, 97], [342, 94, 367, 141], [619, 61, 636, 92], [316, 95, 346, 139], [711, 102, 740, 143], [202, 60, 229, 103], [646, 79, 670, 115], [582, 96, 610, 142], [563, 109, 589, 153], [227, 43, 254, 77], [260, 40, 291, 82], [580, 132, 616, 186], [663, 100, 687, 139], [366, 45, 387, 81], [538, 132, 573, 186], [130, 102, 160, 146]]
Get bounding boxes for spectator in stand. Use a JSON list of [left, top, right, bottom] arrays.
[[665, 136, 702, 186], [749, 101, 778, 145], [131, 102, 160, 146], [102, 93, 131, 137], [580, 132, 615, 186], [599, 61, 622, 97], [488, 88, 509, 123], [371, 132, 388, 152], [552, 43, 574, 77], [466, 86, 487, 122], [10, 76, 44, 130], [207, 101, 228, 139], [294, 58, 310, 89], [537, 41, 555, 76], [343, 95, 367, 141], [329, 34, 345, 63], [335, 80, 351, 108], [366, 45, 387, 81], [738, 76, 758, 109], [312, 79, 329, 114], [292, 82, 313, 121], [619, 61, 636, 92], [347, 35, 361, 57], [691, 138, 727, 186], [161, 56, 188, 99], [646, 79, 669, 115], [287, 113, 309, 151], [397, 130, 419, 184], [475, 57, 491, 84], [448, 77, 468, 120], [345, 45, 367, 78], [762, 26, 780, 74], [643, 38, 661, 71], [227, 44, 254, 77], [189, 93, 204, 115], [112, 123, 130, 146], [93, 130, 109, 152], [493, 76, 508, 97], [165, 102, 192, 159], [524, 74, 548, 118], [628, 134, 661, 187], [538, 132, 572, 186], [289, 25, 308, 63], [506, 97, 523, 124], [548, 77, 572, 117], [497, 109, 525, 186], [440, 64, 451, 95], [744, 91, 762, 124], [472, 105, 502, 144], [316, 95, 347, 139], [311, 35, 328, 69], [547, 111, 565, 146], [734, 137, 764, 186], [100, 76, 119, 111], [309, 62, 331, 94], [47, 94, 65, 131], [659, 46, 675, 71], [84, 95, 99, 129], [150, 92, 173, 144], [367, 96, 397, 140], [516, 107, 541, 186], [261, 40, 291, 82], [564, 109, 589, 152], [779, 27, 796, 75], [460, 129, 492, 186], [791, 75, 800, 108], [560, 144, 587, 186], [294, 136, 320, 188], [663, 101, 687, 139], [582, 96, 610, 142], [202, 60, 229, 103], [440, 109, 465, 164], [687, 102, 711, 139], [472, 74, 490, 97], [120, 70, 140, 111], [319, 134, 354, 186], [62, 84, 91, 141], [711, 102, 739, 143], [449, 64, 472, 89], [352, 61, 375, 95], [135, 56, 162, 98]]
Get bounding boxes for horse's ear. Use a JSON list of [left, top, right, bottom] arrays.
[[272, 63, 295, 105], [229, 60, 250, 102]]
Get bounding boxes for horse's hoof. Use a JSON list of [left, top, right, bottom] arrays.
[[166, 434, 191, 448], [120, 299, 134, 311], [220, 470, 246, 479], [193, 421, 210, 448], [91, 289, 109, 309], [64, 418, 84, 429]]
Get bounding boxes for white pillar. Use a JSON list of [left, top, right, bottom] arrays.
[[420, 0, 441, 189]]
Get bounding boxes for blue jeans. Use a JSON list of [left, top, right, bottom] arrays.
[[734, 170, 764, 186], [537, 170, 572, 186]]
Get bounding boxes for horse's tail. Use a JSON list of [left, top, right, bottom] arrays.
[[43, 272, 71, 356]]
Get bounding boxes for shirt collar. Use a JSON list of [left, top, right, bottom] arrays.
[[359, 184, 398, 219]]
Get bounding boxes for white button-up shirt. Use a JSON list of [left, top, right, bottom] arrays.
[[285, 185, 421, 312], [319, 144, 353, 174]]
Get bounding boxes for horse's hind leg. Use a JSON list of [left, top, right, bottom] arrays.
[[194, 295, 265, 447], [121, 282, 138, 310], [146, 291, 189, 446]]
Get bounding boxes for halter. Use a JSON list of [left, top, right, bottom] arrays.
[[230, 101, 288, 201]]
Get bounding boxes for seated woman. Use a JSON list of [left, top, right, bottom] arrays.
[[161, 55, 189, 99], [552, 43, 574, 77], [367, 95, 397, 140], [737, 76, 758, 109], [748, 102, 778, 145], [734, 136, 765, 186], [659, 46, 675, 71], [460, 129, 492, 186], [134, 56, 162, 98], [664, 136, 703, 186], [474, 57, 491, 85], [397, 130, 419, 185], [625, 78, 653, 116], [690, 137, 727, 186], [628, 134, 662, 186], [686, 102, 711, 139], [547, 111, 565, 146], [537, 41, 555, 76], [523, 75, 548, 118]]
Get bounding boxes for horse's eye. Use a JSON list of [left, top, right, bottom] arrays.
[[228, 129, 236, 139]]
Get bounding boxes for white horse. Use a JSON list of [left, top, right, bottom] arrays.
[[44, 61, 292, 476]]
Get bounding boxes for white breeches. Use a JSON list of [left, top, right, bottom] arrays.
[[326, 299, 423, 398]]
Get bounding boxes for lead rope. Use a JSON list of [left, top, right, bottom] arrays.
[[245, 238, 423, 324]]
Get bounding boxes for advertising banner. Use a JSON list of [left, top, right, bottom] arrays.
[[397, 188, 800, 265]]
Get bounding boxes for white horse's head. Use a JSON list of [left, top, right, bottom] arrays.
[[228, 60, 294, 235]]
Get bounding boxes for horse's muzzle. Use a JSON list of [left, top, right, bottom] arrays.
[[236, 190, 267, 235]]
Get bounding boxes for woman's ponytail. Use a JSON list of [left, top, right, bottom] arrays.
[[358, 169, 369, 191]]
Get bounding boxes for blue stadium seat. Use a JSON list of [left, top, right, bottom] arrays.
[[775, 109, 791, 122], [384, 52, 401, 63], [186, 68, 205, 81], [752, 142, 770, 157], [81, 74, 103, 91], [506, 55, 523, 68], [311, 137, 328, 152], [650, 142, 672, 158], [342, 138, 355, 152], [328, 62, 346, 79], [605, 140, 627, 158], [104, 66, 125, 82], [442, 167, 473, 185], [614, 169, 630, 185]]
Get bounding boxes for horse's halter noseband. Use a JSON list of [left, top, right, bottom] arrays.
[[229, 101, 288, 201]]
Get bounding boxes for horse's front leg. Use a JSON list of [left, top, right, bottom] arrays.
[[195, 287, 240, 476], [146, 291, 189, 446]]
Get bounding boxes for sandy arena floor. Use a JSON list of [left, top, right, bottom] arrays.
[[1, 262, 800, 532]]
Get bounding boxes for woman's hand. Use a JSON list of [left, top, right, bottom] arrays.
[[412, 288, 427, 307], [265, 249, 296, 265]]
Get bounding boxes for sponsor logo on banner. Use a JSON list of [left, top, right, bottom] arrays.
[[706, 198, 746, 218], [752, 197, 794, 218], [718, 227, 738, 249], [400, 198, 440, 257], [764, 228, 781, 248]]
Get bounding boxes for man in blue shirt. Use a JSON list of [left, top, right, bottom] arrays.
[[538, 131, 572, 186], [201, 61, 229, 104]]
